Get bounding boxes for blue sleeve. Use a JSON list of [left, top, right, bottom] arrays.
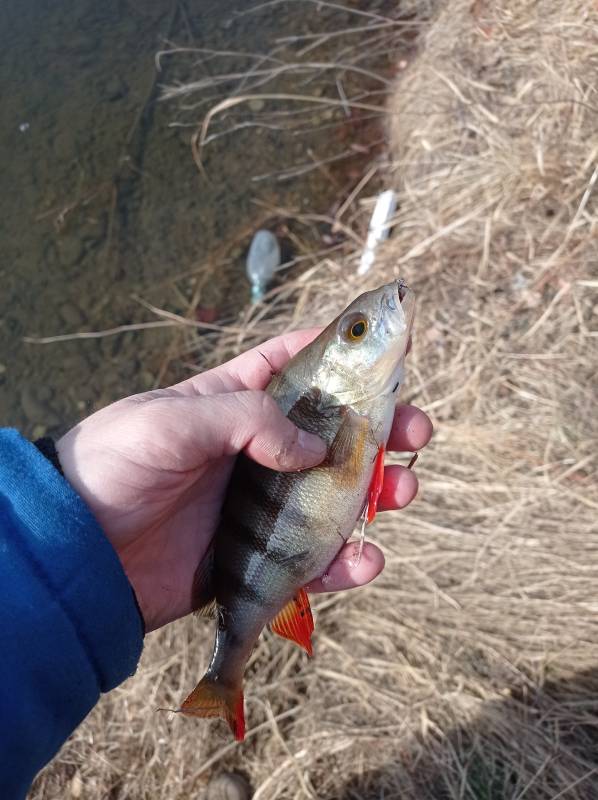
[[0, 429, 144, 800]]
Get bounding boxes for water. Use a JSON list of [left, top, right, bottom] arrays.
[[0, 0, 395, 438]]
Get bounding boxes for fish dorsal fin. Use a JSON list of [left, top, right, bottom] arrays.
[[269, 589, 314, 656]]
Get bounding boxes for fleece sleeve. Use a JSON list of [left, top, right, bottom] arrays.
[[0, 429, 144, 800]]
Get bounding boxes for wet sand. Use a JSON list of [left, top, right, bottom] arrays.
[[0, 0, 395, 437]]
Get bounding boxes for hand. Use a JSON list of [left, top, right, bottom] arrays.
[[57, 330, 432, 632]]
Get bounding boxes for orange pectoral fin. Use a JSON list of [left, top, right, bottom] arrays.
[[270, 588, 314, 656], [366, 445, 385, 524]]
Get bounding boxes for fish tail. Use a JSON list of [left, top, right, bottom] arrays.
[[179, 673, 245, 741]]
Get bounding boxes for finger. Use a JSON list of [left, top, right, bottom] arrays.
[[306, 541, 384, 593], [387, 405, 433, 453], [159, 390, 327, 471], [225, 328, 322, 389], [178, 328, 322, 396], [377, 464, 418, 511]]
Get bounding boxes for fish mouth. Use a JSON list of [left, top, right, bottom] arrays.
[[396, 279, 415, 323], [397, 279, 408, 304], [397, 278, 411, 305]]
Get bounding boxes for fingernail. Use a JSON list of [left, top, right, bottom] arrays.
[[297, 429, 327, 461]]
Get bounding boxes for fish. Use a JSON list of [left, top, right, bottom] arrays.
[[179, 279, 415, 740]]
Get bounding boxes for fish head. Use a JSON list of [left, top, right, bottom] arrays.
[[314, 280, 415, 407]]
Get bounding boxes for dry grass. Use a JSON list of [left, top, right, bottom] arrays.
[[31, 1, 598, 798], [157, 0, 412, 186]]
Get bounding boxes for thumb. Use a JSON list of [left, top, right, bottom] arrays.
[[168, 390, 327, 471]]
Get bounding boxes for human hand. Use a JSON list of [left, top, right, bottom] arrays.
[[57, 330, 432, 632]]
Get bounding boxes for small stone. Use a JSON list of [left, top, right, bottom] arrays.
[[58, 235, 84, 266], [0, 363, 6, 374], [248, 98, 265, 112], [104, 75, 128, 102], [194, 306, 218, 324], [37, 385, 53, 402], [32, 424, 48, 439], [21, 385, 58, 425], [206, 772, 251, 800], [140, 370, 155, 390]]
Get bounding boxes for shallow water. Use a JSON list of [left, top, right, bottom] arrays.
[[0, 0, 396, 438]]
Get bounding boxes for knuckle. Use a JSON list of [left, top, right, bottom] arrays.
[[244, 389, 279, 420]]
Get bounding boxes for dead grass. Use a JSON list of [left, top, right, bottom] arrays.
[[31, 1, 598, 798]]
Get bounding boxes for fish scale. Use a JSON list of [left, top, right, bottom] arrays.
[[179, 280, 415, 740]]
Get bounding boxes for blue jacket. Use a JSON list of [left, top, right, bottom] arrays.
[[0, 430, 144, 799]]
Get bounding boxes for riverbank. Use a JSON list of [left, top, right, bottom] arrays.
[[1, 0, 397, 439]]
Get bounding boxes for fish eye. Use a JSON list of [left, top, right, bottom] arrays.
[[350, 320, 367, 338], [343, 315, 368, 342]]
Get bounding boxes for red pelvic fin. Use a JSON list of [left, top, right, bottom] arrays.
[[179, 674, 245, 741], [270, 588, 314, 656], [366, 445, 385, 524]]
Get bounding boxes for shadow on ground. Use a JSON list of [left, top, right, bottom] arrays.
[[337, 667, 598, 800]]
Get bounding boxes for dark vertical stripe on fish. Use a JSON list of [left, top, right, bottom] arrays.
[[216, 562, 269, 607], [223, 456, 311, 539]]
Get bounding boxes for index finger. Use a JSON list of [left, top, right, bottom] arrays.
[[179, 328, 322, 395]]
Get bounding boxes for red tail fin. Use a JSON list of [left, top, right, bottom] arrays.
[[179, 675, 245, 741]]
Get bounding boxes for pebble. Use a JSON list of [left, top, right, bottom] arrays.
[[140, 370, 155, 390], [58, 235, 85, 266], [206, 772, 251, 800], [248, 98, 265, 112], [32, 424, 48, 439], [194, 306, 218, 324], [37, 385, 53, 403], [104, 75, 127, 102], [21, 385, 59, 426], [0, 363, 6, 375]]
